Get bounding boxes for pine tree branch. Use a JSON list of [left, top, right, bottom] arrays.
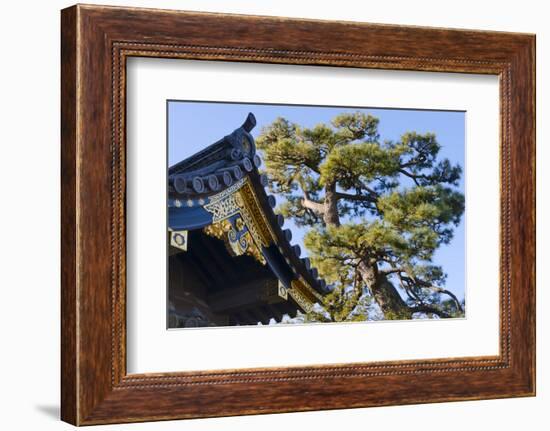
[[398, 271, 463, 313], [354, 179, 381, 198], [342, 270, 364, 321], [398, 167, 451, 186], [301, 196, 325, 214], [304, 161, 321, 174], [335, 192, 377, 203], [409, 304, 450, 318], [297, 179, 325, 215], [380, 266, 406, 275], [419, 285, 463, 312], [303, 207, 321, 224], [398, 168, 422, 185]]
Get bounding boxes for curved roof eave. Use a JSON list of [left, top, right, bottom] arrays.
[[168, 113, 332, 299]]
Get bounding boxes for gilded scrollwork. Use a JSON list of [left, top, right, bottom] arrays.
[[203, 178, 247, 222], [203, 177, 274, 250], [203, 217, 266, 264], [202, 177, 321, 314], [235, 181, 276, 248], [289, 279, 319, 313], [297, 276, 324, 302], [288, 285, 314, 313]]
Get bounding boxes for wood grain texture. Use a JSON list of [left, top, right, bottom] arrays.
[[60, 5, 78, 425], [60, 4, 536, 425]]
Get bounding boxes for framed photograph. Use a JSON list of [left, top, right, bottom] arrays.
[[61, 4, 535, 425]]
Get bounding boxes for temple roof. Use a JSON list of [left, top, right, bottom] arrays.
[[168, 113, 331, 314]]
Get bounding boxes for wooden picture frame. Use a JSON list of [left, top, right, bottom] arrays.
[[61, 4, 535, 425]]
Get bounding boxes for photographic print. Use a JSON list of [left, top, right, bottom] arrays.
[[167, 102, 465, 328]]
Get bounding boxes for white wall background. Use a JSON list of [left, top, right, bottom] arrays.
[[0, 1, 546, 429]]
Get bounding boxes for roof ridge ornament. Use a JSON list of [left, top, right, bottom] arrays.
[[241, 112, 257, 133], [168, 113, 259, 196]]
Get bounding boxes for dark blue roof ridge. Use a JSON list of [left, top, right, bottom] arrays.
[[241, 112, 257, 133], [168, 112, 257, 180]]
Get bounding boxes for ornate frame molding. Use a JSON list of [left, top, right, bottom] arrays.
[[61, 4, 535, 425]]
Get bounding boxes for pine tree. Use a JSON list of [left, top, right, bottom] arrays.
[[256, 112, 465, 321]]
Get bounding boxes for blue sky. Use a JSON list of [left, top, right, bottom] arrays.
[[168, 101, 466, 302]]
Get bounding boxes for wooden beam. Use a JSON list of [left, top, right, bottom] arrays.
[[236, 310, 258, 326], [250, 307, 270, 325], [208, 278, 286, 313], [265, 304, 283, 322]]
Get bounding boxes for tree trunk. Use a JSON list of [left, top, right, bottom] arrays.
[[321, 182, 411, 319], [323, 182, 340, 226], [358, 261, 412, 319]]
